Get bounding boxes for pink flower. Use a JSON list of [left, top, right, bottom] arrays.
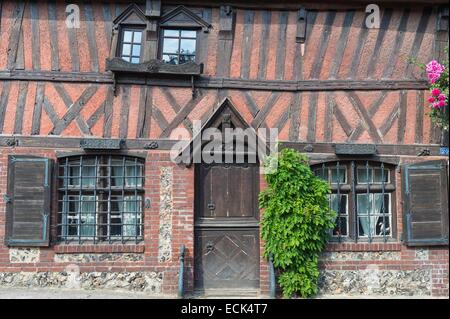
[[426, 60, 445, 84], [433, 102, 441, 109], [438, 94, 447, 101], [438, 100, 446, 108], [428, 96, 436, 103], [432, 88, 441, 96]]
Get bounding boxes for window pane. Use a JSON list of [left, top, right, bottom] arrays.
[[131, 57, 140, 64], [68, 166, 80, 186], [357, 168, 372, 183], [110, 212, 122, 236], [163, 38, 179, 53], [314, 168, 329, 181], [80, 196, 96, 237], [111, 160, 124, 187], [373, 193, 383, 214], [125, 164, 143, 187], [121, 56, 130, 62], [357, 194, 370, 215], [82, 165, 96, 188], [133, 31, 142, 43], [180, 39, 196, 55], [122, 43, 131, 56], [181, 30, 197, 38], [375, 216, 390, 236], [333, 217, 348, 236], [373, 168, 389, 183], [330, 194, 347, 215], [123, 195, 142, 237], [132, 44, 141, 57], [163, 54, 178, 65], [331, 168, 346, 184], [123, 31, 133, 42], [164, 29, 179, 37]]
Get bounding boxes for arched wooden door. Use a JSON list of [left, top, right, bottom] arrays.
[[194, 161, 260, 290]]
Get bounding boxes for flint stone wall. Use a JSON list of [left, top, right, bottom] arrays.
[[318, 269, 432, 296], [0, 271, 163, 293], [9, 248, 40, 263], [54, 253, 143, 263]]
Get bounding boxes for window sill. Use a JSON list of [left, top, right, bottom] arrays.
[[53, 243, 145, 254], [325, 242, 402, 252], [106, 57, 203, 76]]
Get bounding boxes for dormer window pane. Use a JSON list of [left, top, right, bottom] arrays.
[[132, 45, 141, 56], [180, 39, 196, 55], [120, 28, 143, 64], [181, 30, 196, 38], [133, 32, 142, 43], [123, 31, 133, 42], [164, 39, 179, 53], [122, 44, 131, 56], [164, 29, 179, 37], [162, 28, 197, 65]]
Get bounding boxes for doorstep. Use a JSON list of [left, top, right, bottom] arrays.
[[188, 289, 265, 299]]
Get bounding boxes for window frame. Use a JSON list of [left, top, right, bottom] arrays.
[[117, 25, 145, 64], [57, 155, 145, 244], [313, 160, 397, 242], [159, 27, 199, 65]]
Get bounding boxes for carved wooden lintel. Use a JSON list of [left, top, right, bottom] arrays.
[[80, 138, 124, 150], [334, 144, 377, 156], [106, 57, 203, 76], [143, 141, 159, 149]]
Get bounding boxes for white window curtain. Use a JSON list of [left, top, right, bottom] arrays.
[[121, 195, 141, 237], [80, 195, 96, 237]]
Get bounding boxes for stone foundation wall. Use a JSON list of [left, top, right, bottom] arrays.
[[53, 253, 144, 263], [317, 248, 448, 297], [0, 271, 163, 293], [318, 269, 432, 296]]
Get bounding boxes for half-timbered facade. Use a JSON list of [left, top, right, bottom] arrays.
[[0, 0, 448, 297]]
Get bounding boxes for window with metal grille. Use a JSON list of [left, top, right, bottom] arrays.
[[57, 155, 144, 244], [161, 29, 197, 65], [119, 28, 143, 64], [313, 161, 396, 242]]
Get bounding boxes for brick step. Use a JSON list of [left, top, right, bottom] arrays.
[[190, 289, 261, 299]]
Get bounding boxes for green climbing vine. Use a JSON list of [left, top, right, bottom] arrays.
[[259, 148, 336, 298]]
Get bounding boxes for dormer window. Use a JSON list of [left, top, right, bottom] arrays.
[[119, 28, 144, 64], [161, 29, 197, 65], [106, 5, 208, 78]]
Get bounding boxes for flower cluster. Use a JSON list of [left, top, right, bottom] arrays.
[[428, 88, 447, 109], [415, 55, 449, 130], [426, 60, 446, 84]]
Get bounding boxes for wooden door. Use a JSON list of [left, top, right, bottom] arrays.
[[194, 163, 260, 290]]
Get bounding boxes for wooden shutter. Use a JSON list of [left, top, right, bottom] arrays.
[[402, 160, 449, 246], [5, 156, 52, 247]]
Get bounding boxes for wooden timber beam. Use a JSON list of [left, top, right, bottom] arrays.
[[0, 71, 429, 91], [0, 136, 443, 157]]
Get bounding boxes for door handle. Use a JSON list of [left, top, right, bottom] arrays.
[[206, 241, 214, 252], [207, 203, 215, 210]]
